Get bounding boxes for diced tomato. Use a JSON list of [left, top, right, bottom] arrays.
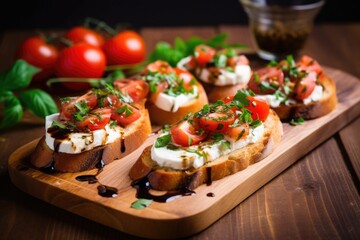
[[113, 79, 149, 103], [194, 45, 215, 66], [245, 96, 270, 122], [143, 60, 174, 74], [199, 105, 235, 133], [173, 68, 196, 91], [297, 55, 323, 76], [75, 108, 111, 131], [293, 71, 317, 100], [111, 103, 141, 126], [227, 55, 249, 68], [226, 123, 250, 141], [101, 94, 122, 108], [248, 67, 284, 94], [170, 120, 207, 147], [60, 91, 97, 120], [149, 81, 169, 103]]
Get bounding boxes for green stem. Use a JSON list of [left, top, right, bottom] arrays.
[[46, 78, 101, 88], [84, 17, 117, 36], [105, 62, 146, 71]]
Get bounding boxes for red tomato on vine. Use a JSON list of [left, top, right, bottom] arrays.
[[65, 26, 105, 48], [102, 30, 146, 66], [16, 36, 59, 82], [54, 42, 106, 91]]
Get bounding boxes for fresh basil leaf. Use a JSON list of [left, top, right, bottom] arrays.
[[18, 89, 58, 118], [207, 33, 227, 48], [0, 95, 23, 129], [155, 134, 171, 148], [0, 60, 40, 91], [174, 37, 187, 53], [131, 199, 153, 209], [289, 117, 305, 126]]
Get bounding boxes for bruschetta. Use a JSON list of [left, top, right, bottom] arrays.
[[129, 90, 283, 191], [178, 44, 252, 103], [247, 55, 337, 121], [31, 84, 152, 173], [134, 60, 208, 126]]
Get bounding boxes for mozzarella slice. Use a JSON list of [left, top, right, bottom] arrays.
[[45, 113, 123, 154], [154, 86, 199, 112], [151, 124, 265, 170]]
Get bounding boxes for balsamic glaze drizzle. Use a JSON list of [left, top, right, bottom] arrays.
[[131, 173, 195, 203], [75, 159, 118, 198]]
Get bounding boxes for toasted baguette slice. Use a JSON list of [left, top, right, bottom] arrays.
[[202, 81, 248, 103], [273, 74, 337, 120], [31, 107, 152, 173], [146, 81, 208, 126], [129, 109, 283, 191]]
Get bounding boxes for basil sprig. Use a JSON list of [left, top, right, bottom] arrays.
[[148, 33, 246, 67], [0, 60, 58, 130]]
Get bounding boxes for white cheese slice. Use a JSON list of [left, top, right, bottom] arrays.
[[154, 86, 199, 112], [45, 113, 123, 154], [151, 124, 265, 170]]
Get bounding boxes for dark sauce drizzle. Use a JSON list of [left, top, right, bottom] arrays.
[[40, 161, 56, 174], [75, 159, 118, 198], [120, 135, 126, 153], [131, 173, 195, 203]]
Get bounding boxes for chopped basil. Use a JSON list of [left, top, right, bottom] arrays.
[[109, 120, 118, 129], [116, 105, 133, 117], [131, 199, 153, 209], [155, 134, 172, 148], [289, 117, 305, 126], [220, 141, 231, 150]]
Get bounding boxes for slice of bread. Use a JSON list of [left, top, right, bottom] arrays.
[[273, 74, 337, 120], [146, 81, 209, 126], [202, 81, 249, 103], [129, 109, 283, 191], [31, 106, 152, 173]]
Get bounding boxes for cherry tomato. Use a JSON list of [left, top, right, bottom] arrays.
[[16, 36, 58, 82], [75, 108, 111, 131], [297, 55, 322, 75], [101, 94, 122, 108], [194, 44, 215, 66], [245, 96, 270, 122], [55, 43, 106, 91], [293, 71, 317, 100], [222, 95, 269, 122], [173, 68, 195, 91], [226, 123, 250, 141], [227, 55, 249, 68], [248, 67, 284, 94], [65, 26, 105, 48], [113, 79, 149, 103], [143, 60, 174, 74], [199, 105, 235, 133], [103, 30, 146, 66], [170, 120, 207, 147], [111, 103, 141, 126], [60, 91, 98, 120], [149, 81, 169, 103]]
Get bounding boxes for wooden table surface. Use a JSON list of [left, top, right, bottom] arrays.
[[1, 23, 359, 240]]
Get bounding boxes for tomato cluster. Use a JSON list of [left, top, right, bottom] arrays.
[[16, 25, 147, 91], [58, 83, 147, 131], [248, 55, 323, 101], [184, 44, 249, 71], [169, 91, 270, 147]]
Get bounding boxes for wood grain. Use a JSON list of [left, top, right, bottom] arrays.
[[7, 67, 360, 239]]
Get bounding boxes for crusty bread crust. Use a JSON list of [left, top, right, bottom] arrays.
[[31, 107, 152, 173], [129, 109, 283, 191], [146, 81, 208, 126], [201, 81, 248, 103], [273, 74, 337, 120]]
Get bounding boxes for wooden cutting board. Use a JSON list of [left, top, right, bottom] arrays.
[[8, 67, 360, 239]]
